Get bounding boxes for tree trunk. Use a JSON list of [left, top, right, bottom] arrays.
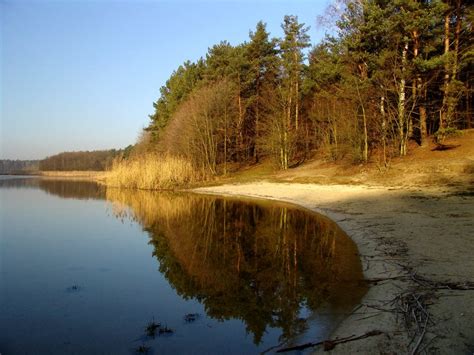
[[413, 29, 428, 147], [238, 92, 244, 161], [452, 0, 461, 80], [447, 0, 462, 125], [355, 81, 368, 163], [420, 106, 428, 147], [223, 105, 228, 176], [332, 99, 338, 159], [294, 51, 299, 131], [361, 104, 368, 163], [398, 41, 408, 156], [295, 79, 299, 131], [410, 30, 419, 141], [283, 78, 292, 170], [380, 95, 387, 166], [254, 84, 260, 163], [440, 8, 451, 130], [467, 82, 472, 128]]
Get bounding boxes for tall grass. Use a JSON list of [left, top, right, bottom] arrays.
[[106, 154, 204, 190]]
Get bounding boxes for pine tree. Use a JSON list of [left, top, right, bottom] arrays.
[[278, 15, 310, 169], [246, 21, 279, 162]]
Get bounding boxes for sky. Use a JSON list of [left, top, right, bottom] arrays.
[[1, 0, 330, 160]]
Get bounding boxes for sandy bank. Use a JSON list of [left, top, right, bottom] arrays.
[[195, 182, 474, 354]]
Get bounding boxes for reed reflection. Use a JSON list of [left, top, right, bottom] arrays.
[[107, 189, 367, 345]]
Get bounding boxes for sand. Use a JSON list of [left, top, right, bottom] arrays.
[[194, 182, 474, 354]]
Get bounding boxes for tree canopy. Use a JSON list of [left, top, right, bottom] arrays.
[[140, 2, 472, 173]]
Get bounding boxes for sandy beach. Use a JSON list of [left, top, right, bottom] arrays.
[[195, 182, 474, 354]]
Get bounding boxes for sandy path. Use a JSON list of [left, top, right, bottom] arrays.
[[194, 182, 474, 354]]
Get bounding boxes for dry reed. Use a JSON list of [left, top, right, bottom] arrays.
[[106, 154, 203, 190]]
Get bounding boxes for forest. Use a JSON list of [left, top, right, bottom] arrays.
[[0, 160, 39, 174], [39, 148, 131, 171], [110, 0, 472, 187]]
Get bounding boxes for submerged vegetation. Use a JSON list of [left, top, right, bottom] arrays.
[[135, 344, 150, 354], [145, 319, 161, 338], [108, 0, 473, 189]]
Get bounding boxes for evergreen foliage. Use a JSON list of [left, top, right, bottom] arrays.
[[141, 2, 472, 173]]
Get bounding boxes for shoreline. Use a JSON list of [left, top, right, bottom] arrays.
[[194, 182, 474, 353]]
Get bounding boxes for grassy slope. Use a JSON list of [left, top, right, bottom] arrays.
[[214, 129, 474, 189]]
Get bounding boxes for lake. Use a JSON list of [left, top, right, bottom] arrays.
[[0, 176, 367, 354]]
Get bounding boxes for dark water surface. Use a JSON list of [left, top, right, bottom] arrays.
[[0, 177, 367, 354]]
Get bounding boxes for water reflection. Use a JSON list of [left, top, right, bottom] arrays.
[[0, 177, 105, 200], [107, 189, 367, 345], [0, 177, 367, 351]]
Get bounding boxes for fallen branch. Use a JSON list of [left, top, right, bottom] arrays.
[[275, 330, 383, 353], [411, 274, 474, 291], [365, 275, 406, 284], [410, 315, 429, 355], [417, 335, 437, 354], [431, 144, 460, 151]]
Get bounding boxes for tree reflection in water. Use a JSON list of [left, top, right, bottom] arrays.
[[107, 189, 367, 345], [0, 177, 105, 200]]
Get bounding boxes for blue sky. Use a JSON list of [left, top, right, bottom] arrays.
[[1, 0, 329, 160]]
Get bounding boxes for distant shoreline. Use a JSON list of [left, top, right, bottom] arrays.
[[37, 170, 107, 180], [0, 171, 39, 176], [0, 170, 108, 181]]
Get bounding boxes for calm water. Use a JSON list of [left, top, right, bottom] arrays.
[[0, 177, 367, 354]]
